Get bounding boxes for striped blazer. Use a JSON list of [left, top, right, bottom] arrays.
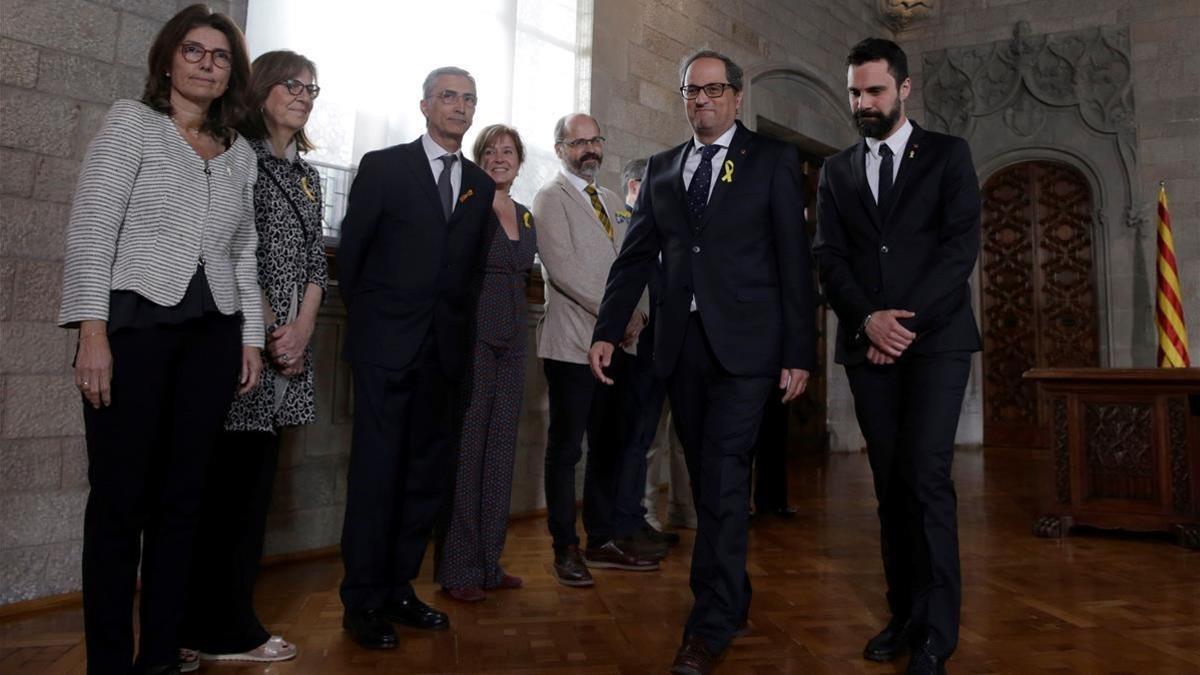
[[57, 99, 263, 347]]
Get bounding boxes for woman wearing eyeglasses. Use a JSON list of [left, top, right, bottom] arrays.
[[56, 4, 261, 674], [177, 50, 326, 669]]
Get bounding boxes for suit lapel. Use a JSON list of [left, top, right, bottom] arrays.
[[879, 123, 926, 227], [850, 140, 882, 233], [448, 160, 485, 228], [697, 123, 750, 233]]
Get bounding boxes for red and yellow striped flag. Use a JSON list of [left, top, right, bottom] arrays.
[[1156, 182, 1190, 367]]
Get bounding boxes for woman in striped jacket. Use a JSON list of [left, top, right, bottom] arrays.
[[56, 5, 262, 674]]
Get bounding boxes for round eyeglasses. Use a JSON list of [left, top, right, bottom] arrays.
[[179, 41, 232, 69]]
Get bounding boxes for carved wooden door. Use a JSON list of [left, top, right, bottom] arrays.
[[981, 161, 1100, 447]]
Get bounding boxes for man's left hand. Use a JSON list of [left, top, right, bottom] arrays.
[[779, 368, 810, 403]]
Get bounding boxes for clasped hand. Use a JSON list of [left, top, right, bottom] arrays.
[[864, 309, 916, 365]]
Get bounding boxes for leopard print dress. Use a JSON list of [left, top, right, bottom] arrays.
[[224, 138, 328, 432]]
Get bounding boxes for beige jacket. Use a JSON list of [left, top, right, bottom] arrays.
[[533, 171, 648, 364]]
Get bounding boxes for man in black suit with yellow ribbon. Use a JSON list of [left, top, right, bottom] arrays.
[[336, 66, 498, 650], [588, 50, 816, 675], [813, 38, 981, 675]]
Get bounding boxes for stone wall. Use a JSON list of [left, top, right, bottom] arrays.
[[0, 0, 247, 605]]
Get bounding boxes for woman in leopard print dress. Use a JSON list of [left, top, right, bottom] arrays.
[[181, 50, 326, 668]]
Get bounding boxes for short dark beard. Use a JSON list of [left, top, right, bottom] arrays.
[[571, 153, 602, 179], [854, 103, 901, 139]]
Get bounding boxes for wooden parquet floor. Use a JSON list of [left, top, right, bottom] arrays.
[[2, 447, 1198, 674]]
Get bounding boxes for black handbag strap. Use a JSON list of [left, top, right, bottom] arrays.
[[257, 158, 314, 233]]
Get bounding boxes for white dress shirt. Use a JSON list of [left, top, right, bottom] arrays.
[[422, 132, 463, 206], [680, 123, 737, 312], [864, 118, 912, 203], [682, 122, 737, 200]]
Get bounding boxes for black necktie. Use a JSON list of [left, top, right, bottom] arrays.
[[438, 154, 458, 220], [687, 144, 721, 220], [878, 144, 894, 204]]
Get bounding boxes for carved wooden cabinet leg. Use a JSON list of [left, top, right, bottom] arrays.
[[1174, 524, 1200, 550], [1034, 515, 1067, 538]]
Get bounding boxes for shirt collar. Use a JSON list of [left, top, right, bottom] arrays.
[[691, 122, 737, 154], [865, 118, 913, 159], [561, 168, 595, 193], [422, 132, 461, 164]]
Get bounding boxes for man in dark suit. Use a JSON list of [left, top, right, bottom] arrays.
[[588, 50, 816, 675], [813, 38, 981, 675], [336, 66, 498, 650]]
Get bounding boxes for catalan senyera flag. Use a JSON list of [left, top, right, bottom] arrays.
[[1156, 182, 1190, 367]]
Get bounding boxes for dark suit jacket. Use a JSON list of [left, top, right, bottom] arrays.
[[593, 121, 816, 378], [337, 137, 497, 376], [812, 122, 982, 366]]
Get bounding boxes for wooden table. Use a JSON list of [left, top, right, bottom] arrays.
[[1023, 368, 1200, 548]]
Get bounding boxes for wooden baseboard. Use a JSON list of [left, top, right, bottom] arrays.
[[0, 591, 83, 620]]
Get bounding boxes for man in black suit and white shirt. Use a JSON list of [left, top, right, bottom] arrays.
[[813, 38, 981, 675], [336, 66, 498, 650], [588, 50, 816, 675]]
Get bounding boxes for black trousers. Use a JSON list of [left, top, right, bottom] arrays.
[[181, 430, 279, 653], [81, 315, 241, 675], [616, 342, 668, 538], [340, 338, 460, 612], [845, 351, 972, 658], [667, 314, 772, 654], [751, 396, 789, 512], [542, 353, 631, 551]]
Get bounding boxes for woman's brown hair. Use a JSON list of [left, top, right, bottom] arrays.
[[141, 3, 251, 139], [472, 124, 526, 166], [238, 50, 319, 152]]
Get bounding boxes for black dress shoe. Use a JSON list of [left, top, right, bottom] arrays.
[[381, 595, 449, 631], [863, 617, 913, 662], [343, 608, 398, 649], [617, 534, 668, 561], [553, 544, 594, 587], [906, 637, 947, 675], [670, 634, 722, 675], [641, 520, 681, 546]]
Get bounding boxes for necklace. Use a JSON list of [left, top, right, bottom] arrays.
[[171, 115, 204, 138]]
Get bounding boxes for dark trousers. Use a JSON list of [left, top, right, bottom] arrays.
[[667, 314, 772, 654], [617, 344, 668, 537], [81, 316, 241, 675], [182, 430, 279, 654], [845, 351, 972, 658], [542, 353, 631, 551], [340, 338, 460, 612], [751, 396, 789, 512]]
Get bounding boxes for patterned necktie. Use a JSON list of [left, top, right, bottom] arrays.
[[877, 143, 894, 204], [584, 184, 614, 241], [687, 144, 721, 220], [438, 154, 458, 220]]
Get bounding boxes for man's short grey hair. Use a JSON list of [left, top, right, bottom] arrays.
[[678, 49, 744, 90], [553, 115, 569, 144], [422, 66, 475, 99], [622, 158, 648, 185]]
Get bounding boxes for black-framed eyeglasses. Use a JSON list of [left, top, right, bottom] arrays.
[[180, 41, 232, 69], [557, 136, 606, 149], [431, 89, 478, 107], [279, 79, 321, 99], [680, 82, 735, 100]]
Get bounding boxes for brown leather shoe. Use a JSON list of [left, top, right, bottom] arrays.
[[553, 545, 594, 587], [616, 534, 668, 561], [670, 634, 721, 675], [583, 540, 660, 571]]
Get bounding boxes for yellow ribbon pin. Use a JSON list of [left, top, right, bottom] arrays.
[[720, 160, 734, 183], [300, 176, 317, 202], [459, 188, 475, 204], [523, 211, 532, 229]]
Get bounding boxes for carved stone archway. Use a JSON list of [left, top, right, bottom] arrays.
[[923, 21, 1147, 366]]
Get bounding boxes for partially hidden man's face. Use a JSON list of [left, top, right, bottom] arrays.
[[420, 74, 477, 141], [847, 59, 909, 139]]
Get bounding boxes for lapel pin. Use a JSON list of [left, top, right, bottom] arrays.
[[459, 188, 475, 204], [523, 211, 532, 229], [300, 176, 317, 202]]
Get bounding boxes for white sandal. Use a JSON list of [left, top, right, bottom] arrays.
[[199, 635, 297, 662], [179, 648, 200, 672]]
